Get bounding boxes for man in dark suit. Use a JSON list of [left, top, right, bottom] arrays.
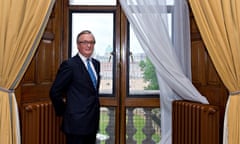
[[50, 30, 101, 144]]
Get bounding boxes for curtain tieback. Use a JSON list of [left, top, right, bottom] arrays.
[[230, 90, 240, 96], [0, 87, 14, 93]]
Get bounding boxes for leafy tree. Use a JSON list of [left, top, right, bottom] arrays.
[[139, 58, 159, 90]]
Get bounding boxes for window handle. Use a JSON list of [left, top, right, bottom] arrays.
[[129, 51, 134, 62], [108, 51, 115, 62]]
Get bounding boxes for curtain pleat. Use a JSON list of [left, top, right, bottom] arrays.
[[0, 0, 55, 143], [188, 1, 240, 144]]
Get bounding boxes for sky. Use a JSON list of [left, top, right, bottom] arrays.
[[71, 13, 144, 57]]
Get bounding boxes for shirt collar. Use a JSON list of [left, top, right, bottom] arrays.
[[78, 52, 92, 62]]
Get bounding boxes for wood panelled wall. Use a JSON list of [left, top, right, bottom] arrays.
[[15, 0, 65, 143], [190, 11, 228, 143], [15, 1, 228, 143], [16, 1, 63, 103]]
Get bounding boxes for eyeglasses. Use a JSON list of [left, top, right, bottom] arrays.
[[78, 41, 96, 45]]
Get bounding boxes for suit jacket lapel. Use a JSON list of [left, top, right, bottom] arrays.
[[74, 55, 99, 91], [74, 55, 95, 88]]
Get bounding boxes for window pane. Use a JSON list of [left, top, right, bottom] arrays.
[[129, 26, 159, 96], [69, 0, 116, 5], [71, 13, 114, 95], [129, 10, 173, 96]]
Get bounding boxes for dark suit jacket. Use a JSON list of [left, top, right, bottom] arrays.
[[50, 55, 101, 135]]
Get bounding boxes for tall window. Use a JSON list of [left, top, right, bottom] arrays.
[[70, 12, 115, 95], [68, 0, 174, 143]]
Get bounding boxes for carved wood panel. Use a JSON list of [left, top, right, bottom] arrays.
[[16, 1, 62, 103], [190, 14, 228, 107]]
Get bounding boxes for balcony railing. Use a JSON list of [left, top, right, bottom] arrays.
[[97, 107, 161, 144]]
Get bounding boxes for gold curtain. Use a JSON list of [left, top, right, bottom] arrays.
[[0, 0, 55, 144], [188, 0, 240, 144]]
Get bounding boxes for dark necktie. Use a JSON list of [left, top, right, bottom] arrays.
[[87, 59, 97, 89]]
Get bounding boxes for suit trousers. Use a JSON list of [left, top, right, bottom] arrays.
[[66, 133, 96, 144]]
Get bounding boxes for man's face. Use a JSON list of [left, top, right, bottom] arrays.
[[77, 33, 95, 58]]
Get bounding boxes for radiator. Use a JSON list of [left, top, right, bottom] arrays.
[[172, 100, 220, 144], [21, 101, 66, 144]]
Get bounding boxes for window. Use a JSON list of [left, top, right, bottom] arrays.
[[70, 12, 115, 95], [128, 2, 174, 97]]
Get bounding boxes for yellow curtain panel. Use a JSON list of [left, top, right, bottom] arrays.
[[188, 0, 240, 144], [0, 0, 55, 144]]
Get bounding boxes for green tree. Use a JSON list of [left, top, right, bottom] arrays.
[[139, 58, 159, 90]]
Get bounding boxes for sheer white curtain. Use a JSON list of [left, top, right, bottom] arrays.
[[119, 0, 209, 143]]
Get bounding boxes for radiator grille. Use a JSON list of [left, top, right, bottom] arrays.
[[172, 100, 220, 144], [21, 101, 65, 144]]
